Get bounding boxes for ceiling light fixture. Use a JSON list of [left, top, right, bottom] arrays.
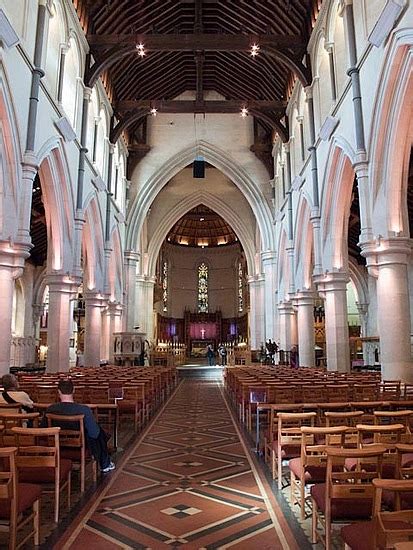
[[250, 43, 260, 57], [136, 43, 145, 57], [241, 107, 248, 118], [150, 107, 157, 116]]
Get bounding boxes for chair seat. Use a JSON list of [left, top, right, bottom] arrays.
[[0, 483, 42, 518], [341, 518, 413, 549], [401, 452, 413, 468], [18, 459, 72, 483], [289, 457, 327, 483], [272, 441, 301, 458], [61, 447, 92, 461], [344, 457, 396, 478], [311, 483, 373, 519], [118, 401, 143, 412]]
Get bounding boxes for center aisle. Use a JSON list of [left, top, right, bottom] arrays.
[[61, 380, 301, 549]]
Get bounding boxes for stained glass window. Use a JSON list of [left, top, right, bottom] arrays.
[[162, 260, 168, 312], [198, 262, 209, 313], [238, 262, 244, 313]]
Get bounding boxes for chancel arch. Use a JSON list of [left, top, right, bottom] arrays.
[[126, 140, 275, 255]]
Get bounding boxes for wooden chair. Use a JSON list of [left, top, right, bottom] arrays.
[[0, 413, 40, 446], [341, 478, 413, 550], [118, 386, 145, 432], [36, 385, 58, 404], [325, 384, 350, 403], [0, 447, 41, 550], [46, 413, 96, 493], [311, 445, 386, 549], [263, 404, 303, 465], [11, 426, 71, 523], [290, 425, 348, 520], [273, 411, 317, 489]]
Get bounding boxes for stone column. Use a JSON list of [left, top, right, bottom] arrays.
[[318, 272, 350, 372], [296, 291, 316, 367], [102, 301, 122, 363], [136, 276, 155, 341], [261, 251, 277, 341], [84, 291, 105, 367], [46, 274, 76, 372], [124, 250, 139, 331], [362, 238, 413, 381], [248, 276, 265, 350], [278, 301, 297, 351], [0, 244, 30, 374]]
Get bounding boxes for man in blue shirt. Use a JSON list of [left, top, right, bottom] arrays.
[[43, 379, 115, 473]]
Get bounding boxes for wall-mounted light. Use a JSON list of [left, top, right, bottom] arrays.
[[241, 107, 248, 118], [150, 107, 157, 116]]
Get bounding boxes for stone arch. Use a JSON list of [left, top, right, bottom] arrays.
[[82, 195, 105, 291], [37, 138, 75, 272], [276, 228, 290, 302], [320, 137, 357, 271], [146, 191, 256, 279], [126, 141, 275, 254], [368, 29, 413, 237], [0, 67, 23, 240], [107, 225, 124, 301], [348, 257, 369, 307], [294, 195, 314, 291]]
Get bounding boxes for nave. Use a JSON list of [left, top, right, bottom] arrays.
[[47, 377, 306, 550]]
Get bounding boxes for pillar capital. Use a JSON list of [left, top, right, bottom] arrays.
[[360, 237, 412, 277], [278, 300, 295, 314], [0, 241, 31, 272], [294, 290, 315, 307], [46, 272, 81, 294], [124, 250, 140, 263], [83, 290, 106, 308], [261, 250, 277, 264], [315, 270, 349, 293]]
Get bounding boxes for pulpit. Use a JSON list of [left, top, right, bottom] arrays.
[[113, 332, 146, 366]]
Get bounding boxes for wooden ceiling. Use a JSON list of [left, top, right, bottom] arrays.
[[73, 0, 320, 144], [166, 204, 238, 247]]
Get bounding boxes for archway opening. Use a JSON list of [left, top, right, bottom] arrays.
[[154, 204, 249, 362]]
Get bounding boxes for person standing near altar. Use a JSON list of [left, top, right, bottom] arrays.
[[206, 344, 215, 366]]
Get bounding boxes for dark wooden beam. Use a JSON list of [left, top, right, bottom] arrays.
[[115, 99, 287, 113], [195, 52, 204, 103], [87, 33, 306, 51]]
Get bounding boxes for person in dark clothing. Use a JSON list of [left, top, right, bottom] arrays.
[[206, 344, 215, 366], [42, 379, 115, 473]]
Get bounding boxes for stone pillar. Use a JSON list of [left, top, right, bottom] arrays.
[[248, 276, 265, 350], [296, 291, 316, 367], [278, 301, 296, 351], [124, 250, 139, 331], [318, 272, 350, 372], [84, 291, 105, 367], [261, 251, 277, 341], [46, 274, 76, 372], [102, 301, 122, 363], [136, 276, 155, 340], [0, 245, 30, 374], [362, 238, 413, 381]]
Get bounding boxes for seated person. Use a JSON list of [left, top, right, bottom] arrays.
[[42, 379, 115, 473], [0, 374, 34, 411]]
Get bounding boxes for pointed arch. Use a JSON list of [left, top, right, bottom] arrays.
[[82, 195, 105, 291], [37, 138, 75, 272], [146, 191, 256, 278], [0, 66, 23, 239], [368, 29, 413, 237], [320, 137, 356, 271], [107, 225, 124, 301], [126, 140, 275, 254], [294, 195, 314, 290]]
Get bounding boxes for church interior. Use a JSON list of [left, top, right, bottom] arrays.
[[0, 0, 413, 548]]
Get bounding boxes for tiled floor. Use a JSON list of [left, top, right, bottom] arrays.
[[56, 379, 306, 549]]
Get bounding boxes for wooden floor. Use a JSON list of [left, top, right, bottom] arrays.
[[48, 379, 311, 549]]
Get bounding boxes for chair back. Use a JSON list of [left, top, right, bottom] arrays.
[[325, 445, 386, 503], [0, 412, 40, 445], [301, 426, 348, 468], [11, 427, 60, 470], [372, 478, 413, 548], [46, 413, 85, 449], [0, 447, 17, 503], [277, 412, 317, 447], [36, 385, 58, 403]]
